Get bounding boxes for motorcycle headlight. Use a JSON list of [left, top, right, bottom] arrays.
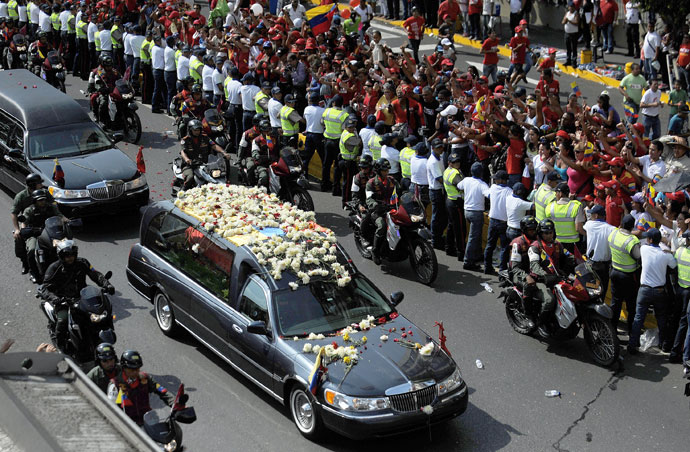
[[124, 175, 147, 191], [121, 92, 133, 99], [54, 63, 62, 70], [324, 389, 389, 412], [587, 287, 602, 297], [17, 46, 25, 52], [211, 169, 222, 178], [52, 238, 68, 248], [48, 186, 90, 199], [212, 125, 223, 132], [410, 214, 425, 223], [90, 312, 107, 323], [437, 367, 464, 396]]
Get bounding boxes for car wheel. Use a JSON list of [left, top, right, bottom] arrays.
[[154, 291, 179, 337], [289, 386, 324, 440]]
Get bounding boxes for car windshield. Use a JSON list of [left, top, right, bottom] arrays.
[[274, 275, 393, 336], [28, 123, 112, 159]]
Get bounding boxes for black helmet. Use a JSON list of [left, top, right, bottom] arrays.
[[26, 173, 42, 189], [252, 113, 266, 126], [537, 219, 556, 236], [520, 216, 538, 234], [188, 119, 203, 131], [38, 31, 48, 40], [358, 154, 373, 169], [259, 119, 271, 132], [99, 54, 113, 67], [31, 188, 49, 202], [191, 83, 202, 94], [56, 239, 78, 261], [373, 158, 391, 174], [95, 342, 117, 362], [555, 182, 570, 196], [120, 350, 143, 369], [183, 75, 195, 86]]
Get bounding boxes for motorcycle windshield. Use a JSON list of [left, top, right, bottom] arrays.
[[115, 79, 131, 94], [47, 51, 59, 65], [575, 262, 601, 290], [44, 216, 66, 240], [204, 109, 221, 125], [78, 286, 105, 314]]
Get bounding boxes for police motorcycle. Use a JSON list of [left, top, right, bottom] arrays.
[[143, 384, 197, 452], [87, 78, 141, 144], [498, 258, 619, 367], [38, 271, 117, 365], [41, 50, 67, 93], [268, 147, 314, 211], [4, 33, 28, 69], [19, 215, 82, 282], [201, 108, 233, 154], [171, 153, 228, 197], [346, 191, 438, 285]]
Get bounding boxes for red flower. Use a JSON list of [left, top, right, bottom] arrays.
[[393, 338, 399, 342], [332, 341, 338, 348], [377, 317, 387, 324], [408, 331, 413, 336], [390, 312, 399, 319], [401, 327, 405, 331], [402, 333, 407, 338]]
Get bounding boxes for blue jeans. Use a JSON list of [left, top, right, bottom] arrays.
[[524, 51, 533, 75], [164, 71, 177, 114], [602, 23, 614, 52], [482, 64, 497, 83], [642, 114, 661, 140], [643, 58, 657, 81], [464, 210, 485, 265], [430, 188, 447, 247], [152, 68, 166, 110], [671, 286, 690, 362], [629, 286, 669, 349], [484, 218, 508, 271]]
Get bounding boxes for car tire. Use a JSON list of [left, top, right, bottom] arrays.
[[154, 291, 179, 337], [289, 385, 324, 440]]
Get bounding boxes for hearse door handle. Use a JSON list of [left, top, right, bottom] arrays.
[[232, 324, 243, 334]]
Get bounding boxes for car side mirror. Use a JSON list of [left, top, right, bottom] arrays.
[[8, 149, 24, 160], [247, 320, 270, 336], [110, 132, 124, 144], [390, 291, 404, 306]]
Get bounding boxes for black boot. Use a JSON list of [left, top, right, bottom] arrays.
[[372, 235, 384, 265], [21, 257, 29, 275]]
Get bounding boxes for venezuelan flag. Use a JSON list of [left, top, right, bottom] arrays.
[[623, 103, 637, 119], [52, 158, 65, 188], [308, 347, 325, 395], [475, 95, 487, 121], [390, 186, 398, 205], [570, 81, 581, 97], [582, 142, 594, 162], [306, 4, 337, 36]]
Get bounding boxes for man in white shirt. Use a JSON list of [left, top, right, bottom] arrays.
[[267, 87, 283, 131], [381, 133, 401, 178], [642, 21, 661, 81], [628, 227, 677, 355], [506, 182, 534, 242], [164, 37, 177, 114], [28, 0, 39, 36], [302, 92, 325, 175], [123, 24, 134, 75], [38, 4, 50, 32], [283, 0, 306, 24], [128, 25, 145, 89], [353, 0, 373, 36], [239, 73, 260, 132], [583, 205, 616, 296], [0, 1, 8, 20], [211, 56, 225, 106], [625, 0, 641, 58], [359, 115, 376, 158], [150, 35, 166, 113], [640, 78, 662, 140], [176, 45, 190, 82], [201, 55, 215, 103], [410, 143, 430, 206], [457, 161, 490, 271], [484, 170, 513, 274], [627, 139, 665, 182], [99, 20, 112, 54], [427, 139, 447, 250]]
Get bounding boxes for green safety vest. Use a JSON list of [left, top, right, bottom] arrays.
[[8, 0, 18, 18], [254, 91, 269, 114], [223, 77, 232, 99], [367, 134, 382, 160], [548, 200, 581, 243], [140, 40, 153, 63], [534, 183, 556, 222], [51, 12, 60, 30], [76, 20, 87, 38], [399, 146, 415, 178], [339, 131, 359, 160], [94, 30, 101, 51], [322, 108, 347, 139], [27, 2, 33, 23], [443, 167, 462, 200], [608, 229, 640, 273], [68, 13, 75, 33], [280, 105, 299, 136], [111, 24, 120, 48], [676, 247, 690, 288], [189, 57, 203, 80], [174, 49, 181, 67]]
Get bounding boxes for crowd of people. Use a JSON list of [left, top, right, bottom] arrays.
[[3, 0, 690, 369]]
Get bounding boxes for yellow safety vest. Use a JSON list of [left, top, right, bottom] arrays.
[[254, 91, 269, 114], [111, 24, 121, 48], [339, 131, 359, 160], [174, 49, 181, 67], [51, 12, 60, 30], [367, 134, 382, 160], [76, 20, 87, 38], [322, 108, 347, 139], [548, 200, 581, 243], [223, 77, 232, 99], [676, 247, 690, 288], [8, 0, 18, 18], [534, 183, 556, 222], [443, 167, 462, 200], [94, 30, 101, 51], [68, 13, 75, 33], [280, 105, 299, 136], [189, 58, 203, 80], [27, 2, 33, 24], [140, 39, 153, 63], [608, 229, 640, 273], [399, 146, 415, 178]]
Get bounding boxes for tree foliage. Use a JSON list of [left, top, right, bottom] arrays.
[[637, 0, 690, 39]]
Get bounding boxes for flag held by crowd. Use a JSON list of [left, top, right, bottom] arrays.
[[475, 95, 488, 121], [570, 82, 581, 97], [307, 4, 337, 36], [623, 102, 638, 119]]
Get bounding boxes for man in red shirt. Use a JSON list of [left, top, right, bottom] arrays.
[[468, 0, 483, 40], [609, 157, 636, 203], [392, 86, 424, 133], [537, 48, 557, 73], [678, 34, 690, 93], [602, 180, 624, 227], [480, 29, 499, 82], [403, 7, 425, 63], [599, 0, 619, 53], [535, 69, 560, 100], [438, 0, 460, 27], [506, 123, 525, 186], [508, 27, 529, 85]]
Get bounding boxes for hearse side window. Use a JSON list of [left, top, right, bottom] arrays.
[[147, 212, 233, 300], [238, 277, 269, 324]]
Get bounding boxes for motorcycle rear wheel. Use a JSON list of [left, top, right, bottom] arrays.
[[583, 312, 620, 367], [408, 237, 438, 285], [505, 292, 536, 335], [291, 187, 314, 211], [123, 110, 142, 144]]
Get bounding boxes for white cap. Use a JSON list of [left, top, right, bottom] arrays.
[[441, 38, 452, 46], [440, 105, 458, 117]]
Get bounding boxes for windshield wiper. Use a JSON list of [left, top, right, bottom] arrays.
[[79, 145, 111, 155]]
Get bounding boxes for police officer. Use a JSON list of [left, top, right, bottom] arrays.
[[670, 230, 690, 365], [367, 121, 386, 161], [534, 170, 560, 221], [86, 342, 121, 393], [280, 94, 304, 147], [607, 214, 641, 333], [107, 350, 174, 426], [509, 215, 540, 326], [528, 219, 576, 326], [11, 174, 49, 274], [302, 92, 325, 177], [320, 95, 348, 193], [110, 15, 124, 74], [180, 119, 228, 190], [41, 240, 114, 351], [254, 80, 271, 115], [443, 152, 466, 260], [366, 158, 399, 265], [399, 135, 417, 191], [546, 183, 584, 253], [22, 189, 61, 283], [139, 30, 154, 104], [582, 204, 616, 296], [338, 117, 362, 207], [74, 11, 88, 80]]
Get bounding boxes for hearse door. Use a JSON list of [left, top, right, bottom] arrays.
[[0, 120, 29, 194]]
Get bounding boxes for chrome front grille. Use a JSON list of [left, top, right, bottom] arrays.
[[87, 180, 125, 200], [388, 385, 438, 413]]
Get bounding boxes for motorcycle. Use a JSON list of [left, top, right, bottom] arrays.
[[4, 33, 28, 69], [202, 108, 233, 154], [88, 78, 142, 144], [143, 384, 197, 452], [171, 153, 228, 196], [268, 147, 314, 211], [498, 261, 620, 367], [41, 50, 66, 93], [19, 215, 82, 282], [38, 272, 116, 364], [346, 191, 438, 285]]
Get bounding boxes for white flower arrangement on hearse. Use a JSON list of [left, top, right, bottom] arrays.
[[174, 184, 351, 287]]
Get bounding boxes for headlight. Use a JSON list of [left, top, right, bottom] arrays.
[[410, 214, 425, 223], [90, 312, 107, 323], [211, 169, 222, 178], [124, 174, 147, 190], [586, 287, 602, 297], [437, 367, 463, 396], [54, 63, 62, 70], [16, 46, 25, 51], [121, 92, 133, 99], [52, 238, 68, 248], [212, 125, 223, 132], [48, 186, 90, 199], [324, 389, 389, 412]]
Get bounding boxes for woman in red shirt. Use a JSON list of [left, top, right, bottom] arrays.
[[403, 7, 425, 64], [678, 34, 690, 94]]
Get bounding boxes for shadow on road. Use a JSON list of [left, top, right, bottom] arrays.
[[75, 211, 141, 244]]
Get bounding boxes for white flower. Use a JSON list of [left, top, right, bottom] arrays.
[[359, 319, 371, 331], [293, 336, 299, 341], [422, 405, 434, 415], [303, 343, 313, 353], [324, 345, 336, 358], [380, 335, 389, 341], [312, 345, 321, 353], [289, 282, 299, 291], [315, 333, 325, 340], [336, 347, 347, 359], [191, 243, 200, 254], [419, 342, 434, 356]]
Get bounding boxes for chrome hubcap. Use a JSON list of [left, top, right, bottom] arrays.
[[156, 296, 171, 329], [293, 392, 313, 431]]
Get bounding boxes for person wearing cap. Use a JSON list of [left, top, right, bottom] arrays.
[[240, 73, 260, 132], [123, 22, 135, 76], [321, 95, 349, 194], [223, 68, 243, 149], [639, 77, 662, 140], [443, 152, 466, 259], [188, 47, 204, 84], [302, 92, 325, 178], [110, 16, 124, 73], [423, 138, 445, 248], [201, 54, 216, 104], [508, 26, 529, 86], [176, 45, 191, 91], [127, 25, 143, 90], [37, 3, 50, 34], [546, 182, 585, 252], [359, 115, 377, 160], [410, 142, 430, 206], [670, 229, 690, 366], [164, 36, 179, 112], [457, 162, 491, 271], [668, 104, 689, 137], [480, 29, 499, 83], [606, 156, 635, 203], [399, 135, 418, 191], [254, 81, 272, 116], [139, 31, 154, 104], [267, 86, 283, 133], [380, 133, 400, 181], [665, 136, 690, 174], [506, 182, 534, 242], [607, 214, 642, 333], [535, 68, 559, 100], [582, 204, 616, 295], [618, 63, 646, 124], [150, 34, 166, 113], [338, 117, 363, 206], [280, 94, 305, 148], [72, 10, 89, 79], [628, 227, 677, 355]]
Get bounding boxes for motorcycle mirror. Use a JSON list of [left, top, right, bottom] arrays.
[[173, 406, 197, 424], [17, 214, 26, 223], [110, 132, 125, 144], [390, 291, 404, 306], [104, 271, 113, 280]]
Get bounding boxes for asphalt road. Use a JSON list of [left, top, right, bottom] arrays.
[[0, 23, 685, 452]]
